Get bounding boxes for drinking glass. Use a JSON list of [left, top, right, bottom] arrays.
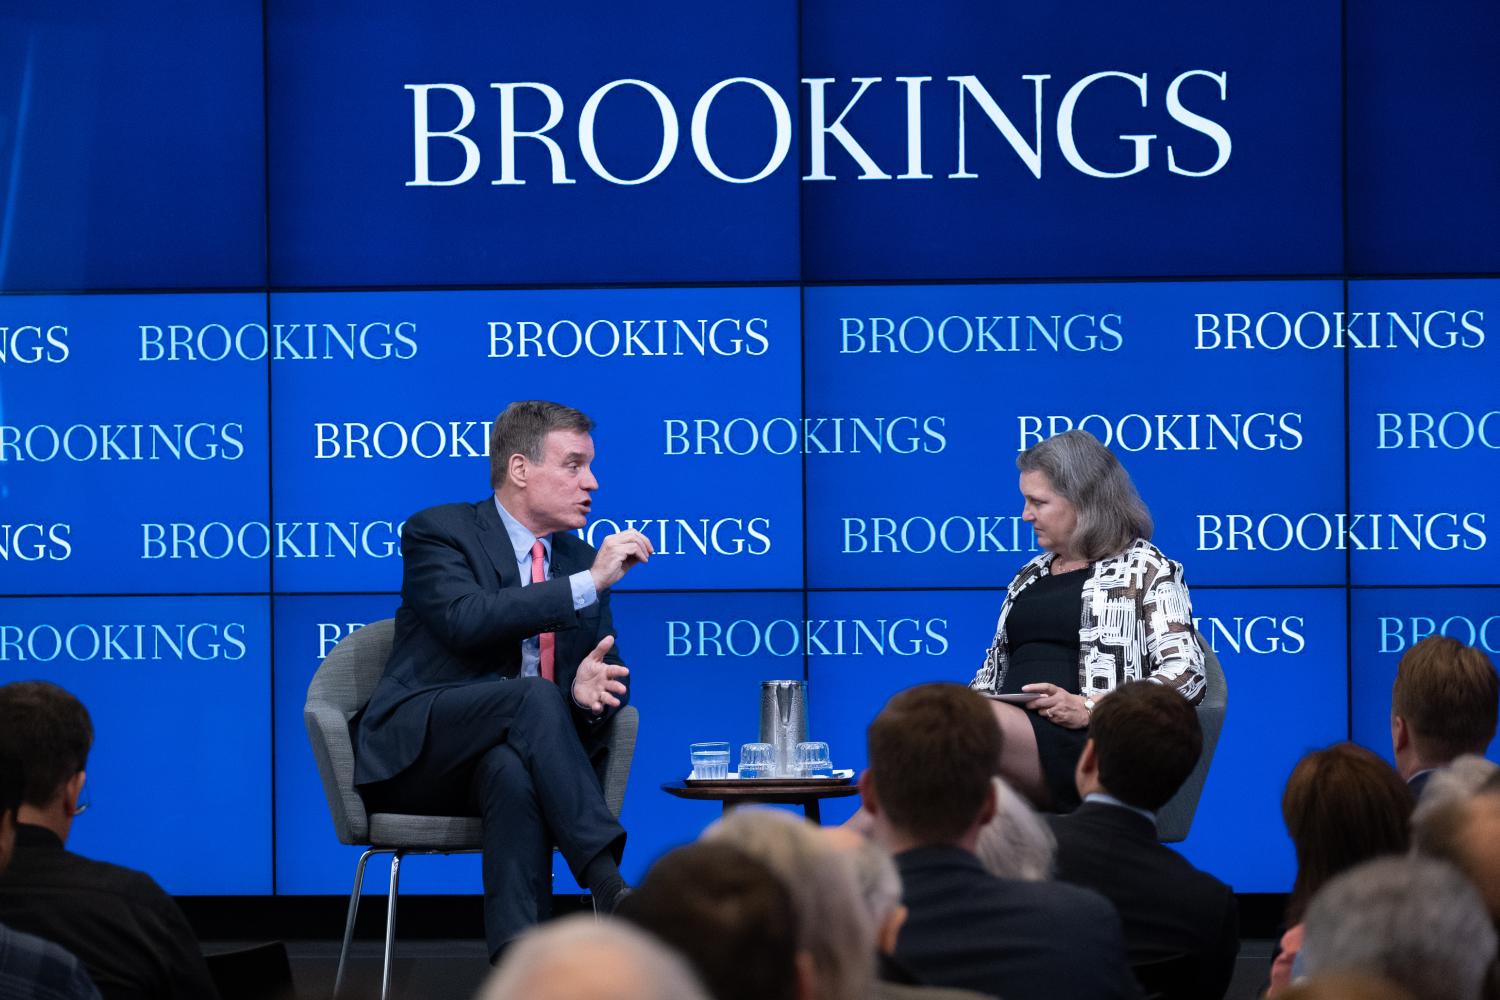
[[795, 741, 834, 778], [738, 742, 775, 779], [689, 741, 730, 779]]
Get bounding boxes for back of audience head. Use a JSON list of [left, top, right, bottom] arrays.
[[1278, 972, 1417, 1000], [477, 914, 709, 1000], [617, 841, 803, 1000], [1077, 679, 1202, 811], [1412, 766, 1500, 924], [1410, 754, 1498, 826], [1301, 855, 1495, 1000], [1391, 636, 1499, 779], [0, 680, 93, 838], [822, 825, 905, 957], [702, 808, 873, 1000], [973, 776, 1055, 881], [1282, 742, 1413, 922], [863, 683, 1001, 849]]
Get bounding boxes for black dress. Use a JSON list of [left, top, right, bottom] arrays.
[[999, 566, 1089, 811]]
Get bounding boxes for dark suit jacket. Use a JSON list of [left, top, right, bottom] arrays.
[[894, 845, 1141, 1000], [1048, 801, 1238, 1000], [355, 498, 626, 785]]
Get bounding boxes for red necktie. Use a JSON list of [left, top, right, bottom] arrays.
[[530, 540, 555, 682]]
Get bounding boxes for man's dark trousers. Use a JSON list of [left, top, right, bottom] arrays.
[[361, 676, 624, 954]]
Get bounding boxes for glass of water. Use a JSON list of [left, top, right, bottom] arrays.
[[689, 741, 730, 779], [795, 741, 834, 778]]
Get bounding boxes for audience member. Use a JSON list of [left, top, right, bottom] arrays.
[[1390, 636, 1499, 799], [1269, 743, 1413, 996], [1278, 972, 1416, 1000], [861, 683, 1139, 1000], [1409, 755, 1498, 830], [702, 809, 874, 1000], [1300, 856, 1495, 1000], [1047, 681, 1238, 1000], [0, 735, 100, 1000], [973, 777, 1054, 882], [617, 841, 804, 1000], [0, 682, 219, 1000], [476, 914, 710, 1000], [824, 826, 994, 1000], [1412, 768, 1500, 923]]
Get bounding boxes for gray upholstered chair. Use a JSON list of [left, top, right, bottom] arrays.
[[1155, 634, 1227, 843], [304, 618, 639, 999]]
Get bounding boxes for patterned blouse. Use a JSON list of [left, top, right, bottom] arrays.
[[970, 537, 1205, 705]]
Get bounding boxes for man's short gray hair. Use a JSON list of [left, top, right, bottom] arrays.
[[975, 777, 1056, 881], [477, 914, 709, 1000], [843, 834, 903, 924], [1411, 754, 1498, 827], [1017, 429, 1153, 561], [703, 808, 875, 1000], [1301, 856, 1496, 1000]]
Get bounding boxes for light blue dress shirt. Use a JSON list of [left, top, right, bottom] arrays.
[[494, 498, 598, 679]]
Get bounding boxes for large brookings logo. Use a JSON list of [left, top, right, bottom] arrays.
[[404, 72, 1232, 186]]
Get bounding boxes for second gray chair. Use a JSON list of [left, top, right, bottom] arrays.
[[1156, 634, 1227, 843], [304, 617, 639, 999]]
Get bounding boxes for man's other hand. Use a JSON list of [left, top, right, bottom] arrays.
[[572, 635, 629, 715], [589, 529, 654, 591]]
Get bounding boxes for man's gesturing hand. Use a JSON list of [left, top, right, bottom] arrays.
[[589, 529, 654, 592], [572, 635, 629, 715]]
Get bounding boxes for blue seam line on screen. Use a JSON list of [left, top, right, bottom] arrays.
[[261, 0, 279, 895], [1340, 0, 1355, 743], [0, 37, 36, 285], [7, 585, 1499, 602], [7, 273, 1500, 297], [796, 0, 810, 693]]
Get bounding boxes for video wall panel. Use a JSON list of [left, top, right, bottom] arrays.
[[1350, 589, 1500, 768], [1346, 2, 1500, 275], [799, 0, 1342, 281], [0, 596, 271, 894], [0, 3, 266, 292], [264, 1, 801, 287], [267, 287, 803, 593], [3, 1, 1499, 901], [805, 281, 1347, 589], [1348, 279, 1499, 586], [0, 294, 270, 595]]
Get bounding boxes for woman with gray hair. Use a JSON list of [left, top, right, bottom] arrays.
[[970, 429, 1205, 811]]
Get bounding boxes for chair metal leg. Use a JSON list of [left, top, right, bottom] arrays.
[[334, 848, 377, 999], [381, 852, 403, 1000]]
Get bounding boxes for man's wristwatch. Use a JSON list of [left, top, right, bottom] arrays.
[[1082, 695, 1097, 715]]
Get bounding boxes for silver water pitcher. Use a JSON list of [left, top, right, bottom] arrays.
[[759, 680, 808, 777]]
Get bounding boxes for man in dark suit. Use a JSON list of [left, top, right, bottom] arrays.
[[355, 400, 654, 959], [1048, 681, 1237, 1000], [1390, 636, 1499, 800], [862, 683, 1139, 1000]]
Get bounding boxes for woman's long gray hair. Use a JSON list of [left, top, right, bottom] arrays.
[[1017, 429, 1152, 561]]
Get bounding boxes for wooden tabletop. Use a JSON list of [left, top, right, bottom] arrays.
[[660, 780, 862, 804], [660, 779, 861, 824]]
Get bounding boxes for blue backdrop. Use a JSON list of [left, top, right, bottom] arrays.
[[2, 1, 1498, 897]]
